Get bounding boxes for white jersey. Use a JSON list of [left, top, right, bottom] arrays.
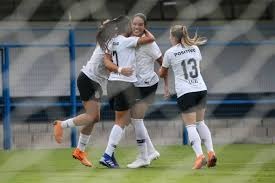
[[81, 45, 109, 86], [162, 44, 207, 98], [135, 41, 162, 87], [108, 35, 139, 82]]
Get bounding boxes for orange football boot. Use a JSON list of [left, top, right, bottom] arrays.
[[192, 154, 207, 169], [72, 148, 92, 167], [207, 151, 217, 168], [53, 120, 63, 143]]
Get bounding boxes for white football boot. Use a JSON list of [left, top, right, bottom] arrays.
[[127, 158, 150, 168]]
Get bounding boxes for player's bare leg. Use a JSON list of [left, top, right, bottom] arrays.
[[72, 100, 100, 167]]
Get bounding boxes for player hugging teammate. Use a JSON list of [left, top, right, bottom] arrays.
[[54, 14, 217, 170]]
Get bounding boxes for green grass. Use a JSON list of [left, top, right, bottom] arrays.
[[1, 144, 275, 183]]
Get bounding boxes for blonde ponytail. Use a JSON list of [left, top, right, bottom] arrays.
[[170, 25, 207, 46]]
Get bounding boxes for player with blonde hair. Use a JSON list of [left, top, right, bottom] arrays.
[[159, 25, 217, 169]]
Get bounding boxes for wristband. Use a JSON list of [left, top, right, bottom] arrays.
[[118, 67, 122, 74]]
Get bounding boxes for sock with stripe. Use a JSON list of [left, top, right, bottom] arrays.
[[132, 118, 148, 160], [77, 133, 91, 152]]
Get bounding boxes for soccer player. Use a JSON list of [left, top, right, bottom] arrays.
[[159, 25, 217, 169], [53, 20, 132, 167], [96, 15, 155, 168], [127, 13, 169, 169], [53, 44, 106, 167]]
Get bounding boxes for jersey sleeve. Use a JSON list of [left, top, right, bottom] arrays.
[[147, 42, 162, 60], [124, 36, 139, 48], [162, 51, 171, 68], [194, 45, 202, 61]]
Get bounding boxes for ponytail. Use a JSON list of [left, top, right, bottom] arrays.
[[96, 19, 117, 51], [170, 25, 207, 46], [96, 15, 131, 51]]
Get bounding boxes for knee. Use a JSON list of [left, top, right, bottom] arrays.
[[89, 114, 100, 123], [93, 115, 100, 123], [86, 113, 100, 124]]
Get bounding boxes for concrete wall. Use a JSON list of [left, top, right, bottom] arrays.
[[1, 118, 275, 149]]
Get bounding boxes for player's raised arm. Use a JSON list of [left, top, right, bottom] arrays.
[[137, 29, 155, 45]]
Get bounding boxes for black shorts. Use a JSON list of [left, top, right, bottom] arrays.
[[135, 83, 158, 104], [107, 80, 137, 111], [77, 72, 103, 101], [177, 90, 207, 113]]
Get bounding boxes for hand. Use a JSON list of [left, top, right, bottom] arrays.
[[144, 29, 155, 40], [120, 67, 134, 77]]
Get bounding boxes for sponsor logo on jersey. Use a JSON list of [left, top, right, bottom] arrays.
[[113, 42, 119, 46], [174, 48, 196, 57]]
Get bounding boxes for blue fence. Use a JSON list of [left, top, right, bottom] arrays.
[[1, 26, 275, 149], [1, 28, 81, 149]]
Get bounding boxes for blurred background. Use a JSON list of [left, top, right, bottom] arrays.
[[0, 0, 275, 149]]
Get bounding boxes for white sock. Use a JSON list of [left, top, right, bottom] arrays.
[[136, 119, 157, 154], [186, 124, 203, 157], [105, 124, 123, 156], [131, 118, 148, 160], [145, 127, 156, 154], [196, 120, 214, 152], [61, 118, 75, 128], [122, 127, 126, 137], [77, 133, 91, 152]]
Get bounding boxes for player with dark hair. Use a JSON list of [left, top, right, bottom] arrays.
[[53, 20, 113, 167], [96, 15, 155, 168], [127, 13, 169, 168]]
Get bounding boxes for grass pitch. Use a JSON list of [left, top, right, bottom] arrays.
[[0, 144, 275, 183]]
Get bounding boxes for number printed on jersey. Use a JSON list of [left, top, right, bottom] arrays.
[[181, 58, 199, 84], [112, 51, 119, 67]]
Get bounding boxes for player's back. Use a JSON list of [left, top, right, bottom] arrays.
[[81, 45, 109, 85], [108, 35, 139, 82], [164, 44, 207, 97]]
